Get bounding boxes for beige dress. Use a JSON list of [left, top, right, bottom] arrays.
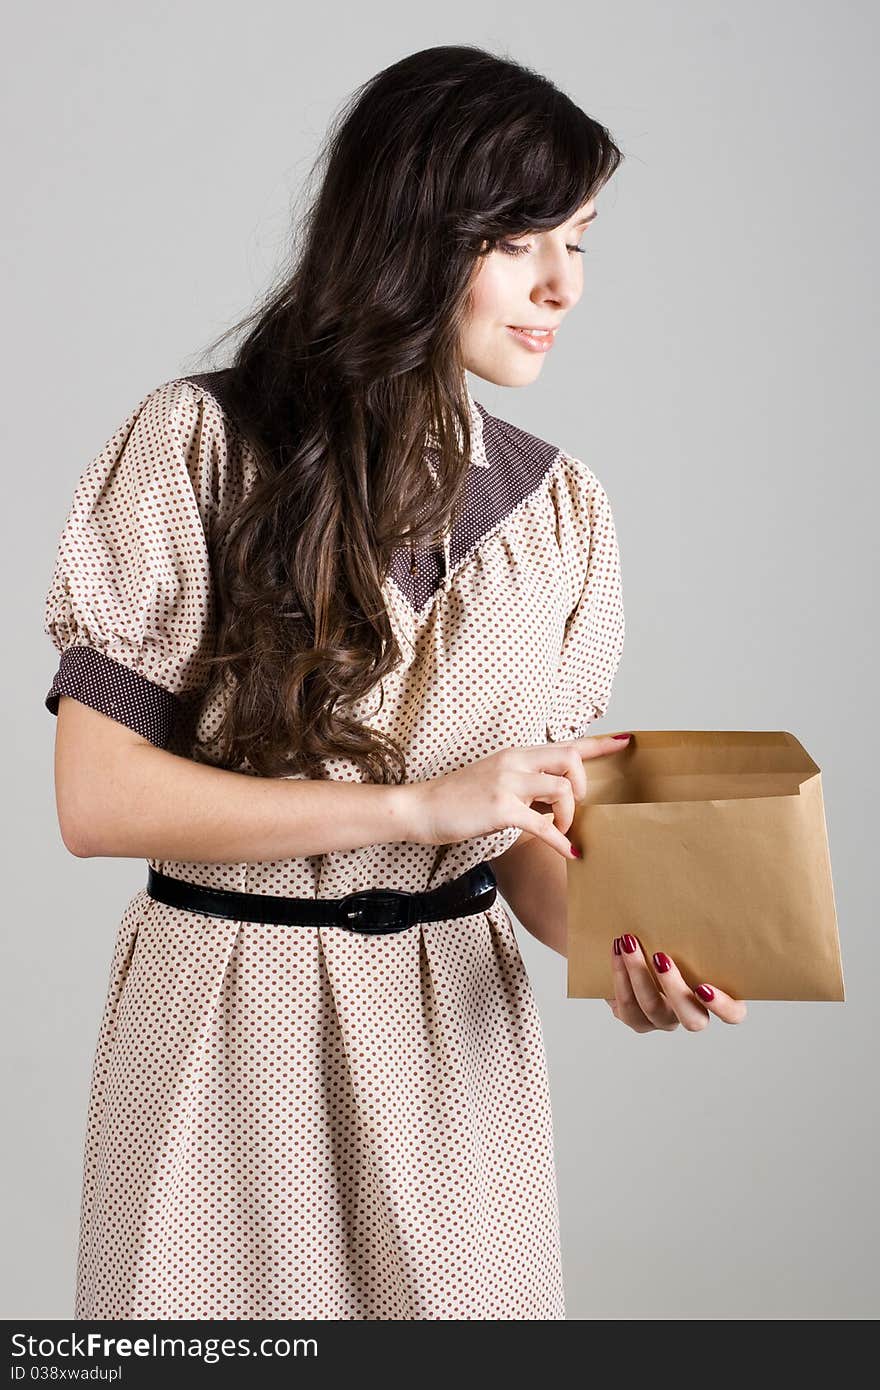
[[43, 373, 625, 1320]]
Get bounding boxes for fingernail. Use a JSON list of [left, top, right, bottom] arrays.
[[570, 843, 581, 858], [621, 934, 637, 954], [695, 984, 714, 1002], [653, 951, 672, 973], [611, 733, 632, 741], [613, 936, 621, 955]]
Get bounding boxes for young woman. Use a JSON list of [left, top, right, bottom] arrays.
[[44, 45, 745, 1322]]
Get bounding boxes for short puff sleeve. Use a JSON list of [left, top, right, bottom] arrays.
[[545, 455, 626, 741], [43, 378, 223, 748]]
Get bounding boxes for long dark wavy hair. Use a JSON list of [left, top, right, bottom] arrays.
[[188, 44, 623, 782]]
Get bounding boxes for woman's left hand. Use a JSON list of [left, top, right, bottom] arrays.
[[605, 934, 748, 1032]]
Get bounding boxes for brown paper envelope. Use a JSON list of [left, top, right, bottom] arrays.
[[566, 730, 845, 1002]]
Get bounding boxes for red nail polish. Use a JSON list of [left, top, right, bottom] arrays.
[[612, 733, 633, 741], [621, 934, 637, 954], [653, 951, 672, 973], [570, 843, 581, 858], [613, 937, 621, 955], [695, 984, 714, 1002]]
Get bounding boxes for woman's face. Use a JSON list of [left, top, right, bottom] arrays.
[[461, 198, 597, 387]]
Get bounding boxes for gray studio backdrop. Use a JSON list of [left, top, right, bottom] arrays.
[[4, 1, 877, 1320]]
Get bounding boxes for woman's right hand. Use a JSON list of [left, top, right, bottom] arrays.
[[407, 732, 632, 859]]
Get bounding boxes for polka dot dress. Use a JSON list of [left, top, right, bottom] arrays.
[[43, 374, 625, 1320]]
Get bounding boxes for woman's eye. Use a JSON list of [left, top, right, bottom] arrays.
[[497, 241, 586, 257]]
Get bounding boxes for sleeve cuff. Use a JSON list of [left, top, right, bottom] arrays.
[[44, 644, 179, 749]]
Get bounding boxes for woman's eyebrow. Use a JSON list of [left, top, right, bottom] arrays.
[[572, 210, 599, 227]]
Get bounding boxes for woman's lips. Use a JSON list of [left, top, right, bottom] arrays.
[[505, 325, 556, 352]]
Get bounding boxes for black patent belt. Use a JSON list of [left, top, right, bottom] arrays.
[[146, 862, 497, 936]]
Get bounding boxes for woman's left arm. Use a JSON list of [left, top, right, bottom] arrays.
[[493, 832, 568, 957]]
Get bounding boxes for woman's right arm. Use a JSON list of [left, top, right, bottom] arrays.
[[54, 693, 630, 862], [54, 695, 414, 861]]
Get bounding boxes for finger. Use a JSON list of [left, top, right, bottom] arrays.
[[563, 747, 590, 802], [649, 950, 711, 1032], [526, 752, 591, 805], [519, 741, 605, 812], [573, 732, 633, 761], [687, 980, 748, 1025], [611, 936, 677, 1032], [604, 994, 655, 1034], [531, 798, 578, 840], [617, 934, 679, 1030], [525, 773, 577, 835], [519, 807, 578, 861]]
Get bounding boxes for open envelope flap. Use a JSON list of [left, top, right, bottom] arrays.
[[581, 730, 820, 805]]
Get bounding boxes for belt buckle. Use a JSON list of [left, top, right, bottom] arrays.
[[337, 888, 415, 935]]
